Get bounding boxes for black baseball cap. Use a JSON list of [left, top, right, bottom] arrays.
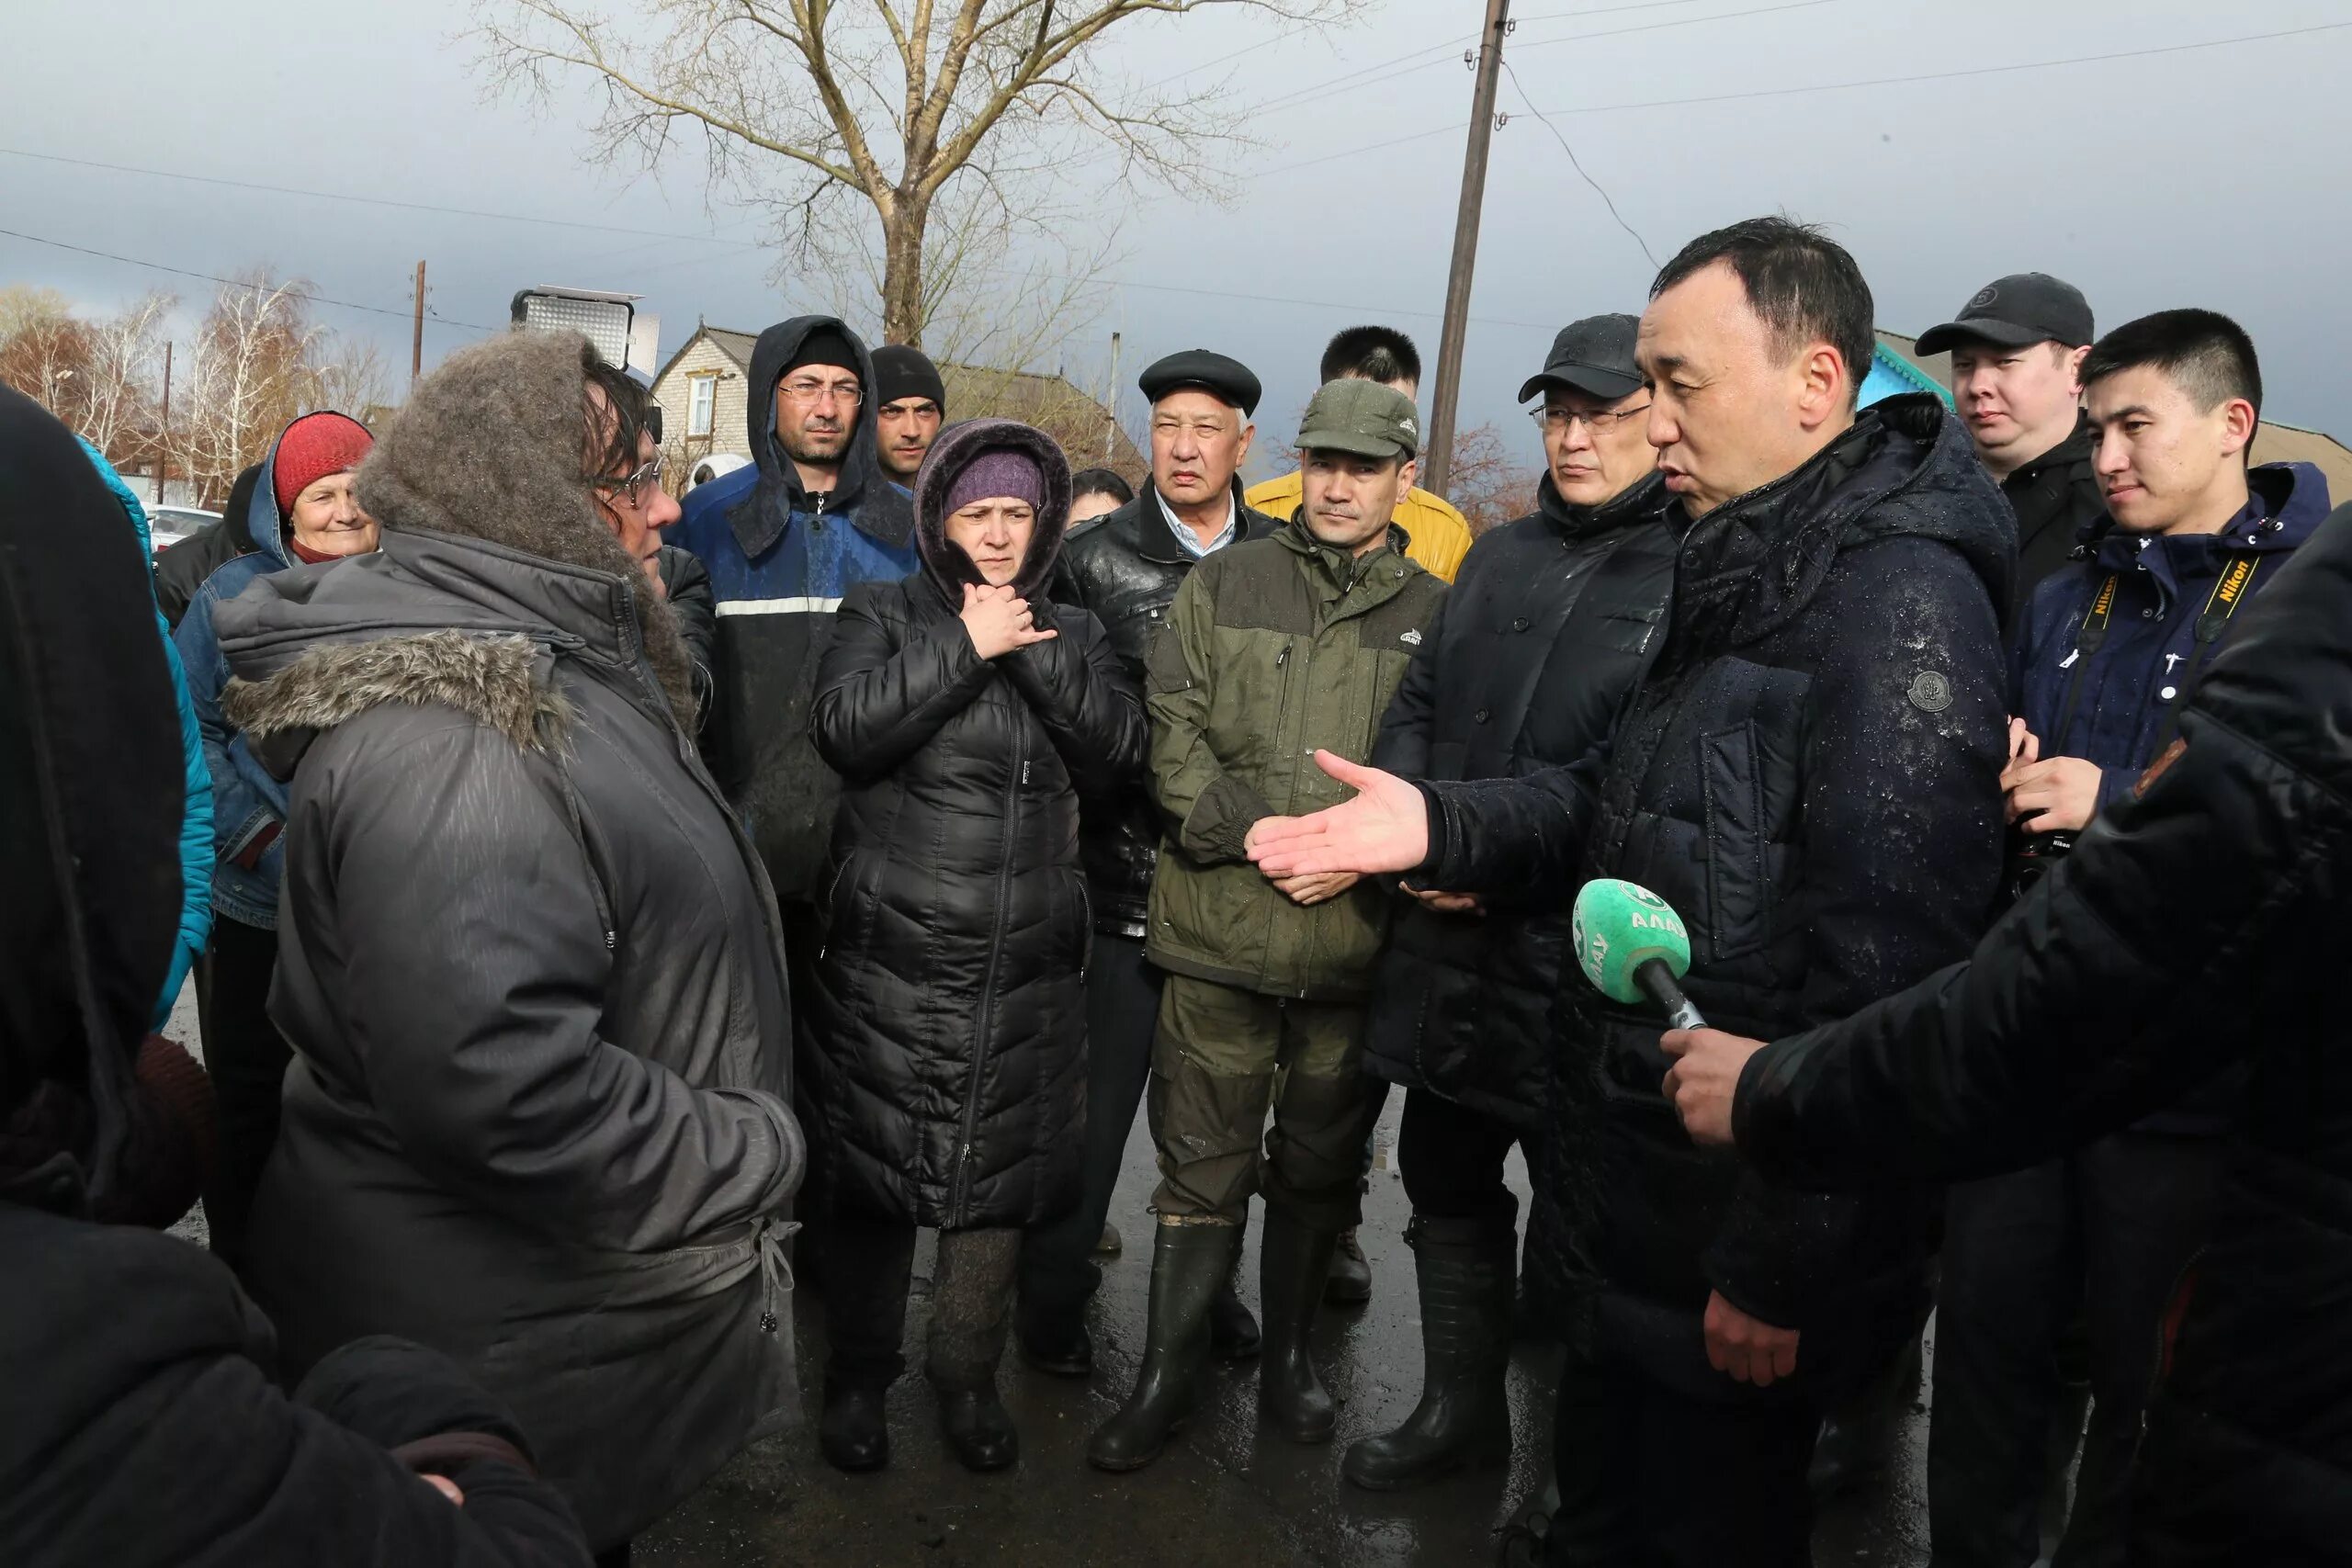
[[1138, 349, 1261, 416], [1518, 313, 1644, 403], [1916, 273, 2095, 355]]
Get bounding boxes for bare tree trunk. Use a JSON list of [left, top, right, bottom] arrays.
[[880, 188, 930, 350]]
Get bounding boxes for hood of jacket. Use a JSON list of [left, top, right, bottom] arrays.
[[1675, 392, 2013, 649], [1535, 467, 1673, 542], [237, 419, 319, 570], [732, 314, 915, 559], [2087, 460, 2333, 574], [0, 389, 184, 1213], [217, 329, 695, 742], [910, 417, 1073, 602]]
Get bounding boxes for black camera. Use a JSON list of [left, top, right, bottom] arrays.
[[2004, 829, 2075, 905]]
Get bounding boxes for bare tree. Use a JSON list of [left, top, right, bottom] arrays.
[[473, 0, 1343, 347], [0, 290, 96, 428], [312, 333, 392, 420], [169, 272, 326, 508], [1442, 422, 1542, 537], [79, 292, 175, 468]]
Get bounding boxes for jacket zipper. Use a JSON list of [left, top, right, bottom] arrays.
[[953, 716, 1024, 1224]]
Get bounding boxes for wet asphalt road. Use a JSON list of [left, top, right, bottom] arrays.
[[163, 982, 1931, 1565], [636, 1099, 1935, 1568]]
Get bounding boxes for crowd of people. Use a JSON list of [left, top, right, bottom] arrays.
[[3, 209, 2346, 1568]]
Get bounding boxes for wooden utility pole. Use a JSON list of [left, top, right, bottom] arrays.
[[1104, 330, 1123, 463], [1422, 0, 1511, 501], [411, 261, 427, 391], [154, 341, 172, 505]]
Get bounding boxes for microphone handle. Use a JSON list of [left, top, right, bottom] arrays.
[[1634, 956, 1708, 1032]]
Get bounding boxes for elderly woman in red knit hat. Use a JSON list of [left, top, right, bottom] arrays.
[[171, 409, 376, 1269]]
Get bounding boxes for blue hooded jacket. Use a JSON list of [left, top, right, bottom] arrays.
[[673, 315, 918, 903], [2012, 461, 2333, 810], [170, 423, 314, 930], [79, 439, 214, 1025]]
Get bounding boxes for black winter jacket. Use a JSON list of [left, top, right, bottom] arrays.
[[1051, 478, 1278, 937], [153, 463, 261, 629], [810, 421, 1147, 1228], [657, 543, 718, 725], [1364, 472, 1677, 1126], [1421, 396, 2011, 1395], [1736, 502, 2352, 1562], [2001, 413, 2107, 620]]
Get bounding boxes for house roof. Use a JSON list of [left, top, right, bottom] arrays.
[[653, 325, 760, 385]]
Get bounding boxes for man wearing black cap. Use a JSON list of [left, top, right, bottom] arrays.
[[872, 344, 947, 481], [1089, 378, 1446, 1472], [1917, 273, 2106, 617], [1343, 313, 1678, 1493], [1014, 350, 1282, 1380]]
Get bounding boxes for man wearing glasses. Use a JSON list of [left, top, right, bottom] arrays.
[[1341, 313, 1679, 1493], [674, 317, 920, 1280]]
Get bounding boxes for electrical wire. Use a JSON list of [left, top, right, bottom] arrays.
[[0, 225, 503, 333], [1499, 60, 1657, 269]]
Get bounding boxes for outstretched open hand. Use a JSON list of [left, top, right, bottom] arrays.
[[1244, 751, 1430, 878]]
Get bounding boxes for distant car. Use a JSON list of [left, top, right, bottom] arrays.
[[147, 505, 221, 558]]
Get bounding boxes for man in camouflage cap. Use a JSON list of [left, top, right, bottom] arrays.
[[1090, 378, 1447, 1472]]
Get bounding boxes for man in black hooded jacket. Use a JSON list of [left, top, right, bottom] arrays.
[[1248, 218, 2012, 1565], [154, 463, 261, 629], [0, 386, 591, 1568]]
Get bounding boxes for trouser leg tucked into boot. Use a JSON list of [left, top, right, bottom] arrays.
[[1344, 1213, 1517, 1489], [928, 1227, 1021, 1473], [1089, 1220, 1241, 1472]]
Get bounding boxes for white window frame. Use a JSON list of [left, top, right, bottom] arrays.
[[687, 373, 718, 438]]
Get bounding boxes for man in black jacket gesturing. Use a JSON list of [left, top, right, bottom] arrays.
[[1343, 313, 1678, 1493], [1250, 218, 2012, 1566]]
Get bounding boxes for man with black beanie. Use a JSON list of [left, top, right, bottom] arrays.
[[873, 344, 947, 481]]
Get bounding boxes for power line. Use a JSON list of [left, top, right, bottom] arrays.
[[1510, 0, 1841, 56], [0, 147, 765, 251], [1499, 60, 1657, 269], [0, 225, 504, 333]]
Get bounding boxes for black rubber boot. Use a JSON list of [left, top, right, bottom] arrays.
[[1210, 1242, 1261, 1362], [1342, 1216, 1515, 1490], [1089, 1222, 1241, 1472], [1258, 1208, 1341, 1443], [818, 1378, 890, 1472], [1014, 1295, 1092, 1378], [934, 1382, 1019, 1472]]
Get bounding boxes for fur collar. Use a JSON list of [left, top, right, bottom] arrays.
[[222, 630, 572, 757]]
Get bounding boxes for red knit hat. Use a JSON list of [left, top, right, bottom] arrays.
[[271, 412, 374, 519]]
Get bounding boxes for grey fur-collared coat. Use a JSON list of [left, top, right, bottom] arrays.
[[213, 333, 803, 1551]]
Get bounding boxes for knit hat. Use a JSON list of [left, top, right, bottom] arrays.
[[271, 412, 373, 519], [784, 328, 860, 379], [873, 344, 947, 411], [943, 446, 1046, 516]]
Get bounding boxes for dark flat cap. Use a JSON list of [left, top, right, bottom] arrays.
[[1139, 349, 1261, 416], [1518, 313, 1644, 403]]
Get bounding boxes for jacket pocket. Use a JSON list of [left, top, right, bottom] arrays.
[[1699, 723, 1770, 962]]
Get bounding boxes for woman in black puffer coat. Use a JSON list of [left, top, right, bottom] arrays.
[[808, 418, 1146, 1477]]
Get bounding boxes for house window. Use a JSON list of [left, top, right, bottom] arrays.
[[687, 374, 717, 438]]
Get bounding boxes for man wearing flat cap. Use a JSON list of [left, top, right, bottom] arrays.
[[1917, 273, 2106, 618], [1088, 378, 1447, 1472], [1015, 349, 1283, 1382]]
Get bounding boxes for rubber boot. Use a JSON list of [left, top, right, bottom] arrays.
[[933, 1382, 1019, 1472], [1209, 1219, 1261, 1361], [1014, 1294, 1092, 1378], [818, 1377, 890, 1472], [1259, 1208, 1342, 1442], [1089, 1222, 1242, 1472], [1342, 1216, 1515, 1490], [1325, 1225, 1374, 1305]]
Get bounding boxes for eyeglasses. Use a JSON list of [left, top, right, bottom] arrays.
[[1528, 401, 1651, 434], [591, 453, 665, 508], [780, 377, 864, 408]]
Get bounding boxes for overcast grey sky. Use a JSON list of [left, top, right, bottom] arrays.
[[7, 0, 2350, 479]]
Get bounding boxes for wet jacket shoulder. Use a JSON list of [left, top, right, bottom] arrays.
[[1051, 479, 1279, 936], [2001, 414, 2107, 616], [671, 315, 920, 903], [1146, 523, 1446, 1000], [1735, 502, 2352, 1556], [0, 1207, 590, 1568], [1364, 473, 1676, 1122]]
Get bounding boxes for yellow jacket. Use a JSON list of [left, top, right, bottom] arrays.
[[1243, 469, 1474, 583]]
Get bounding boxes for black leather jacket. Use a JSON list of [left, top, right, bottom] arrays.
[[1052, 478, 1278, 937]]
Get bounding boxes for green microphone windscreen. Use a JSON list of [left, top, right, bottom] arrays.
[[1571, 878, 1694, 1004]]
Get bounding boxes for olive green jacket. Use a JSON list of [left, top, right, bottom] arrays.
[[1145, 521, 1447, 1000]]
